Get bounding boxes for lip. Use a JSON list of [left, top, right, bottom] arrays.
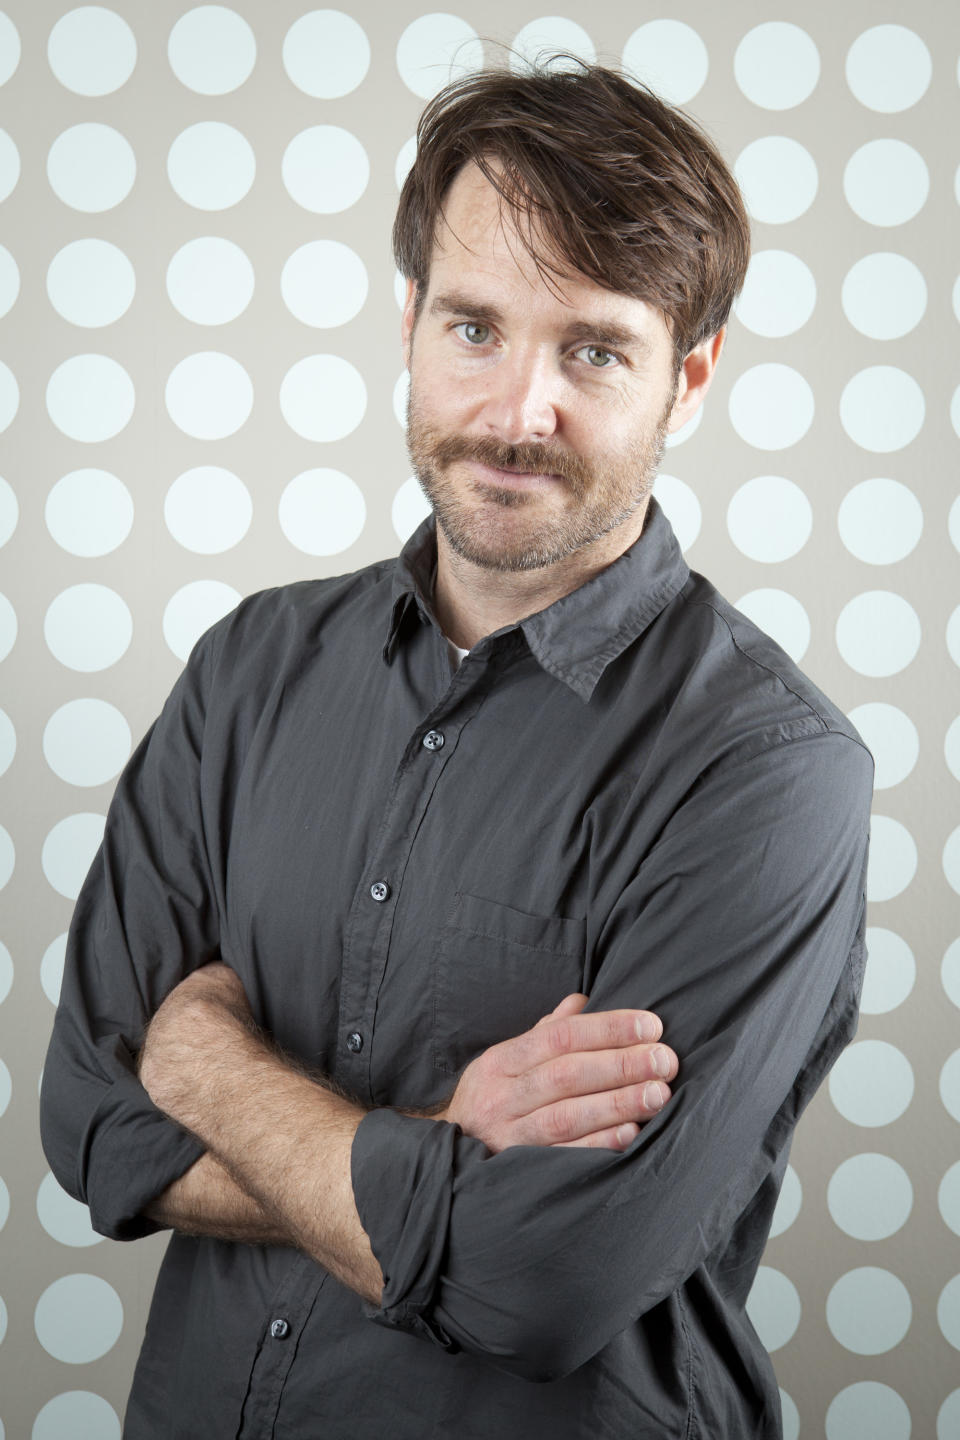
[[465, 459, 564, 490]]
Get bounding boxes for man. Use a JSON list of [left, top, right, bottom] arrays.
[[41, 63, 872, 1438]]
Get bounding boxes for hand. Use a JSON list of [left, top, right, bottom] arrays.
[[138, 962, 254, 1124], [442, 993, 678, 1153]]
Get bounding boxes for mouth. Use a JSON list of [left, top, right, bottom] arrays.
[[465, 459, 564, 491]]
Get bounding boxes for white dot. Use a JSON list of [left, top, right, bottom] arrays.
[[35, 1274, 122, 1363], [47, 239, 135, 328], [281, 240, 368, 328], [745, 1267, 800, 1352], [664, 405, 703, 449], [47, 123, 135, 212], [0, 244, 19, 318], [282, 126, 369, 214], [727, 476, 812, 562], [827, 1268, 911, 1354], [0, 824, 12, 892], [395, 136, 417, 192], [280, 355, 366, 442], [826, 1381, 912, 1440], [165, 352, 252, 439], [0, 13, 20, 86], [769, 1164, 801, 1238], [32, 1391, 121, 1440], [780, 1390, 799, 1440], [279, 470, 366, 556], [393, 370, 410, 429], [165, 467, 251, 554], [734, 251, 816, 337], [728, 365, 814, 450], [654, 475, 701, 553], [41, 814, 104, 900], [0, 940, 10, 1004], [45, 470, 133, 557], [0, 361, 18, 432], [396, 13, 484, 99], [0, 128, 19, 202], [166, 237, 253, 326], [939, 1275, 960, 1350], [0, 709, 12, 785], [43, 700, 131, 788], [510, 18, 596, 72], [622, 20, 708, 105], [0, 476, 16, 548], [44, 585, 132, 672], [836, 592, 920, 678], [939, 1161, 960, 1237], [842, 253, 927, 340], [840, 367, 924, 453], [950, 494, 960, 554], [868, 815, 918, 902], [36, 1173, 102, 1247], [945, 939, 960, 1010], [0, 1057, 8, 1114], [951, 606, 960, 669], [734, 138, 818, 225], [392, 476, 432, 544], [40, 935, 67, 1007], [828, 1153, 913, 1239], [46, 354, 134, 443], [847, 705, 917, 791], [0, 593, 14, 662], [860, 927, 916, 1013], [48, 7, 137, 96], [829, 1039, 914, 1126], [846, 25, 931, 112], [939, 1391, 960, 1440], [844, 140, 929, 227], [0, 1176, 7, 1230], [838, 478, 923, 564], [734, 23, 819, 110], [167, 122, 255, 211], [168, 5, 255, 94], [946, 828, 960, 898], [283, 10, 370, 97], [947, 716, 960, 783], [162, 581, 240, 662], [733, 589, 810, 663]]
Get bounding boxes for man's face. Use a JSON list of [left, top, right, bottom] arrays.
[[401, 163, 697, 575]]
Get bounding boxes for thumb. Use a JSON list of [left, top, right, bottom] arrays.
[[536, 992, 590, 1026]]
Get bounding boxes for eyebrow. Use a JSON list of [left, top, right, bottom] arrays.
[[429, 290, 655, 357]]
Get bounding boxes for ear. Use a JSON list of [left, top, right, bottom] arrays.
[[401, 278, 419, 369], [667, 329, 725, 433]]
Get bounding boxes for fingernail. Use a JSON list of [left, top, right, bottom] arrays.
[[644, 1082, 666, 1112], [616, 1123, 637, 1148], [651, 1046, 671, 1077], [636, 1015, 661, 1042]]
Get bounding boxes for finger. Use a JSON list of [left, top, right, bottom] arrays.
[[535, 992, 590, 1026], [554, 1122, 640, 1151], [504, 1007, 665, 1074], [524, 1043, 678, 1108], [527, 1080, 671, 1146]]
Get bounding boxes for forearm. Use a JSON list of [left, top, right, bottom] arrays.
[[144, 1151, 291, 1246]]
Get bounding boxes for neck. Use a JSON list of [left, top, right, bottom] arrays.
[[433, 500, 650, 650]]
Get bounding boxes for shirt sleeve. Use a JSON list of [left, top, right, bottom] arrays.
[[351, 728, 873, 1381], [39, 632, 222, 1240]]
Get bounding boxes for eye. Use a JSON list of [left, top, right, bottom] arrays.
[[455, 322, 492, 345], [576, 344, 618, 369]]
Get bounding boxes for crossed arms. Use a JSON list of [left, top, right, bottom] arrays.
[[138, 962, 678, 1306]]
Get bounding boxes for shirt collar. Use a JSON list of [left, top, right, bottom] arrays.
[[385, 497, 690, 702]]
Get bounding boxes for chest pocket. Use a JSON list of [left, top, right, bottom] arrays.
[[433, 891, 587, 1075]]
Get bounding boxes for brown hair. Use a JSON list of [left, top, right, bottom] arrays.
[[393, 59, 750, 371]]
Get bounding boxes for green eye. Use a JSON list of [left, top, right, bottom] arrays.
[[584, 345, 614, 367], [462, 323, 490, 345]]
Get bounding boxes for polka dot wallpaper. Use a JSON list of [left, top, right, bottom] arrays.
[[0, 2, 958, 1434]]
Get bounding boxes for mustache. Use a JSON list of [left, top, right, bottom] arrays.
[[423, 432, 591, 491]]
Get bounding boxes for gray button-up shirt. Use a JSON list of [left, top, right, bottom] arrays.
[[41, 501, 873, 1438]]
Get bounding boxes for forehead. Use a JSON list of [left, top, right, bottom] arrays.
[[428, 162, 671, 347]]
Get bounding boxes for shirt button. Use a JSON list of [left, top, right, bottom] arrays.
[[270, 1318, 290, 1340], [370, 881, 390, 902], [422, 729, 445, 751], [346, 1031, 364, 1053]]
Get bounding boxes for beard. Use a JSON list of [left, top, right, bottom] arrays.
[[406, 385, 673, 573]]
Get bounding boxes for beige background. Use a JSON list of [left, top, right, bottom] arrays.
[[1, 1, 959, 1435]]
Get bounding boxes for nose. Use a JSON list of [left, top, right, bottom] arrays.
[[480, 347, 559, 444]]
